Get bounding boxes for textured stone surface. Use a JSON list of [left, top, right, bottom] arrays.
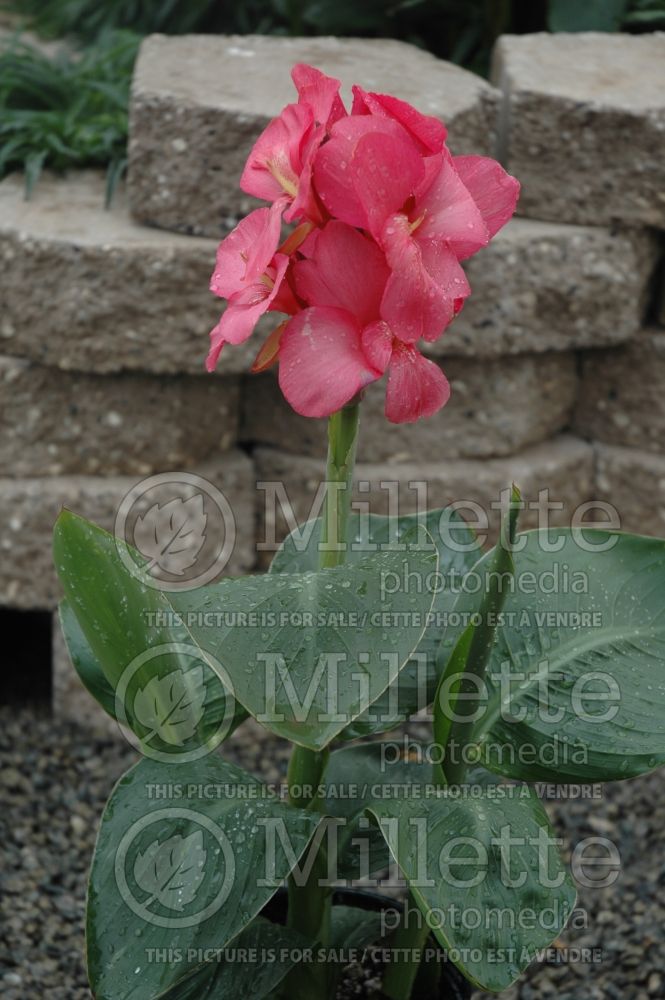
[[128, 34, 499, 236], [434, 220, 658, 357], [575, 328, 665, 454], [242, 351, 578, 461], [0, 452, 255, 609], [492, 32, 665, 227], [0, 171, 255, 375], [595, 443, 665, 537], [0, 355, 240, 475], [3, 172, 653, 376], [254, 436, 594, 559]]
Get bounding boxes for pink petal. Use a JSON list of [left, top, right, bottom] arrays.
[[244, 197, 287, 283], [292, 63, 346, 129], [361, 320, 393, 374], [380, 215, 457, 343], [415, 151, 489, 260], [313, 115, 418, 229], [205, 329, 225, 372], [385, 344, 450, 423], [283, 151, 324, 226], [293, 221, 389, 325], [210, 208, 275, 298], [240, 102, 314, 203], [349, 130, 425, 240], [278, 307, 381, 418], [207, 289, 268, 363], [352, 86, 447, 154], [453, 155, 521, 239], [418, 238, 471, 340], [269, 268, 300, 315], [206, 255, 290, 371]]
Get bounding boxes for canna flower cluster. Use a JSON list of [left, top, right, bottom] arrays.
[[206, 64, 520, 423]]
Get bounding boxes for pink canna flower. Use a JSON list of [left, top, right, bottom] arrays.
[[279, 220, 450, 422], [206, 62, 520, 425], [205, 205, 294, 372], [351, 85, 447, 155], [240, 65, 346, 226], [311, 115, 518, 345], [239, 102, 323, 224], [292, 63, 346, 131]]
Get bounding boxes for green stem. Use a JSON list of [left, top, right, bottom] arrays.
[[437, 485, 521, 786], [320, 401, 360, 569], [382, 902, 431, 1000], [284, 400, 361, 999]]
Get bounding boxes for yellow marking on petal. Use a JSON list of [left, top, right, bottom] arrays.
[[409, 212, 426, 234], [266, 159, 298, 198]]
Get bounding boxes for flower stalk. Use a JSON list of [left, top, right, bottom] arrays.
[[284, 400, 360, 998]]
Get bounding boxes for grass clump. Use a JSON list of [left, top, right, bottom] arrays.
[[0, 30, 139, 202]]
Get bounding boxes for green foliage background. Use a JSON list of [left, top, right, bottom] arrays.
[[1, 0, 663, 194]]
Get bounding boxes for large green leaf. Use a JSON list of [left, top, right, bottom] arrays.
[[59, 599, 117, 720], [323, 744, 496, 880], [368, 784, 576, 992], [330, 903, 383, 951], [271, 510, 481, 737], [177, 527, 437, 748], [438, 530, 665, 781], [87, 755, 319, 1000], [548, 0, 628, 31], [157, 918, 307, 1000], [54, 511, 437, 751], [54, 511, 246, 758], [434, 484, 520, 785], [323, 743, 434, 879]]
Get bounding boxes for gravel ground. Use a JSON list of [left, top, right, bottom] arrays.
[[1, 707, 665, 1000]]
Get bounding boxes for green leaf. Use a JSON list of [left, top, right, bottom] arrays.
[[270, 509, 478, 577], [324, 744, 500, 880], [368, 784, 576, 992], [87, 755, 319, 1000], [179, 528, 438, 749], [323, 743, 435, 879], [438, 530, 665, 781], [54, 511, 246, 759], [161, 917, 307, 1000], [548, 0, 629, 31], [271, 509, 481, 738], [434, 484, 520, 784], [54, 510, 438, 751], [58, 599, 117, 720], [328, 903, 384, 995], [330, 903, 383, 950]]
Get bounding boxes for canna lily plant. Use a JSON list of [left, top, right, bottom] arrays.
[[54, 64, 665, 1000]]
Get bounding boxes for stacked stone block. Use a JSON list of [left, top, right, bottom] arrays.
[[0, 31, 663, 725], [491, 31, 665, 536]]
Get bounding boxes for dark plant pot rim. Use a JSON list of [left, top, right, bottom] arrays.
[[262, 886, 472, 1000]]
